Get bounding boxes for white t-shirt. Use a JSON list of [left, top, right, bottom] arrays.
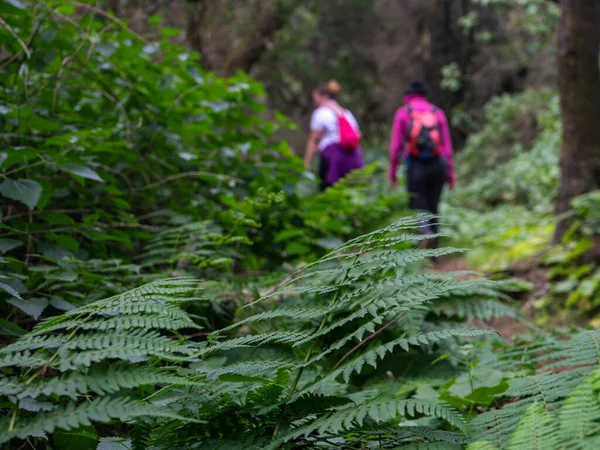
[[310, 103, 359, 152]]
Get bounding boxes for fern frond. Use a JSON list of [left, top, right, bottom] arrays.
[[282, 398, 466, 443], [248, 248, 468, 308], [131, 419, 153, 450], [29, 305, 197, 335], [432, 298, 521, 323], [545, 329, 600, 370], [0, 351, 49, 369], [466, 442, 500, 450], [140, 221, 243, 271], [201, 331, 311, 355], [224, 304, 335, 329], [471, 328, 600, 446], [506, 402, 558, 450], [400, 444, 464, 450], [558, 371, 600, 448], [292, 278, 488, 352], [38, 278, 199, 326], [471, 368, 587, 445], [0, 365, 194, 400], [0, 396, 204, 445], [313, 329, 494, 385], [349, 425, 467, 449], [192, 358, 298, 379]]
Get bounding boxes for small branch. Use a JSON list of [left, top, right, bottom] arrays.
[[69, 1, 149, 44], [3, 208, 92, 221], [96, 223, 160, 230], [134, 171, 242, 191], [0, 17, 31, 59], [332, 313, 407, 371], [52, 39, 86, 114]]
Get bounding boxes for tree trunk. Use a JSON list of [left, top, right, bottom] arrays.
[[553, 0, 600, 243], [221, 1, 295, 77]]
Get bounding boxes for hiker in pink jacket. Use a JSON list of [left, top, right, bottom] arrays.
[[389, 81, 456, 248]]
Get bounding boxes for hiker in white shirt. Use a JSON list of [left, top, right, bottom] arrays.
[[304, 80, 364, 191]]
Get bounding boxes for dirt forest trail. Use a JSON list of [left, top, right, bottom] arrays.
[[434, 256, 531, 339]]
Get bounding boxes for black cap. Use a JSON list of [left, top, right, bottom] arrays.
[[405, 80, 428, 97]]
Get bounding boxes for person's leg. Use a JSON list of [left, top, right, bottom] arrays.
[[407, 161, 429, 211], [407, 161, 435, 248], [427, 159, 447, 248], [318, 153, 331, 191]]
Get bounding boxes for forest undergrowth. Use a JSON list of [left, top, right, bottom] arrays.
[[2, 1, 600, 449]]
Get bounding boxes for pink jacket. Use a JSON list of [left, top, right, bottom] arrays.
[[389, 94, 456, 184]]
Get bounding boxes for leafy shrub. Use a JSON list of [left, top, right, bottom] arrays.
[[0, 1, 410, 338], [536, 191, 600, 323], [0, 278, 202, 445], [276, 162, 408, 261], [443, 90, 560, 272], [3, 215, 599, 449], [468, 328, 600, 449], [443, 204, 554, 272], [453, 90, 560, 210], [0, 0, 307, 328], [1, 216, 514, 449]]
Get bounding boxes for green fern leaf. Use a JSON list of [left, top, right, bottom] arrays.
[[0, 365, 194, 400], [506, 402, 558, 450], [466, 442, 500, 450], [0, 396, 204, 445], [558, 371, 600, 448], [318, 329, 493, 384], [282, 398, 466, 442]]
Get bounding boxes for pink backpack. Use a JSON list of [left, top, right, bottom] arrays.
[[328, 104, 361, 151]]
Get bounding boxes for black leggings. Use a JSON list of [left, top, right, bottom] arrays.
[[319, 155, 331, 191], [406, 158, 446, 243]]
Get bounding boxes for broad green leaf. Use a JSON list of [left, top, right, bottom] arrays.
[[7, 297, 48, 320], [52, 235, 80, 253], [97, 437, 132, 450], [160, 27, 181, 37], [53, 425, 98, 450], [286, 242, 311, 256], [36, 180, 53, 210], [0, 318, 26, 337], [0, 179, 43, 209], [40, 213, 76, 225], [274, 229, 306, 243], [49, 296, 76, 311], [316, 237, 344, 250], [148, 14, 162, 26], [0, 282, 23, 300], [1, 0, 26, 11], [28, 115, 61, 131], [0, 238, 23, 254], [59, 164, 104, 182], [57, 4, 75, 15]]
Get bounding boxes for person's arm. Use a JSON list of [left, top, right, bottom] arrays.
[[437, 109, 456, 188], [304, 129, 324, 169], [389, 108, 406, 188]]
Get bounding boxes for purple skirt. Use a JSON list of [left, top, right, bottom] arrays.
[[320, 144, 365, 186]]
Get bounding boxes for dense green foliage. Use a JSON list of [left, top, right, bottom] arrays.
[[0, 0, 301, 323], [537, 191, 600, 324], [2, 1, 600, 449], [0, 0, 404, 335], [444, 85, 600, 322]]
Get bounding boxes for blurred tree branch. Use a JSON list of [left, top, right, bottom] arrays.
[[221, 0, 302, 77]]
